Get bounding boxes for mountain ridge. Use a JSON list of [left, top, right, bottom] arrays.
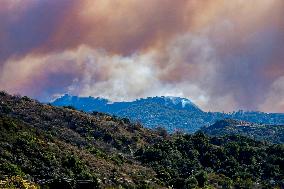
[[201, 118, 284, 143], [52, 94, 284, 133]]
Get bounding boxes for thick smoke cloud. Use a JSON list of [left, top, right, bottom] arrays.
[[0, 0, 74, 62], [0, 0, 283, 112]]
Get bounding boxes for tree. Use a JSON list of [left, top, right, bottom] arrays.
[[195, 171, 208, 188]]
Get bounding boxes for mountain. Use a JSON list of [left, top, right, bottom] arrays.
[[1, 91, 284, 188], [52, 95, 284, 133], [52, 95, 204, 132], [52, 95, 203, 113], [200, 119, 284, 144]]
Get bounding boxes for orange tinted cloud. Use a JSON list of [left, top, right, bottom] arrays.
[[0, 0, 283, 112], [41, 0, 194, 55]]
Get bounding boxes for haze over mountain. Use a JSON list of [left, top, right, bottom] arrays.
[[1, 1, 284, 188], [52, 95, 284, 133]]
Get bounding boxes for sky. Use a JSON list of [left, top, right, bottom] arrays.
[[0, 0, 283, 112]]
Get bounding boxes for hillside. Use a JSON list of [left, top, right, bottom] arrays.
[[200, 119, 284, 144], [0, 92, 284, 188], [52, 95, 284, 133], [0, 92, 162, 188]]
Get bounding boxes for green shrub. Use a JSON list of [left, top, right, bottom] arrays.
[[0, 162, 24, 176]]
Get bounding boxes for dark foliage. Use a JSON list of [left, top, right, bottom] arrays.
[[0, 92, 283, 188], [201, 119, 284, 144], [136, 133, 284, 188]]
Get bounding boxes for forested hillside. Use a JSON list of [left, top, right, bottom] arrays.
[[0, 92, 283, 188], [201, 119, 284, 144]]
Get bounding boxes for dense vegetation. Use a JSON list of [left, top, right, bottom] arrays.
[[0, 91, 161, 188], [0, 92, 283, 188], [52, 95, 284, 133], [201, 119, 284, 144], [136, 132, 284, 188]]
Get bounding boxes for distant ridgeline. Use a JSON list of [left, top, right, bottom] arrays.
[[52, 94, 284, 133], [200, 119, 284, 144]]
